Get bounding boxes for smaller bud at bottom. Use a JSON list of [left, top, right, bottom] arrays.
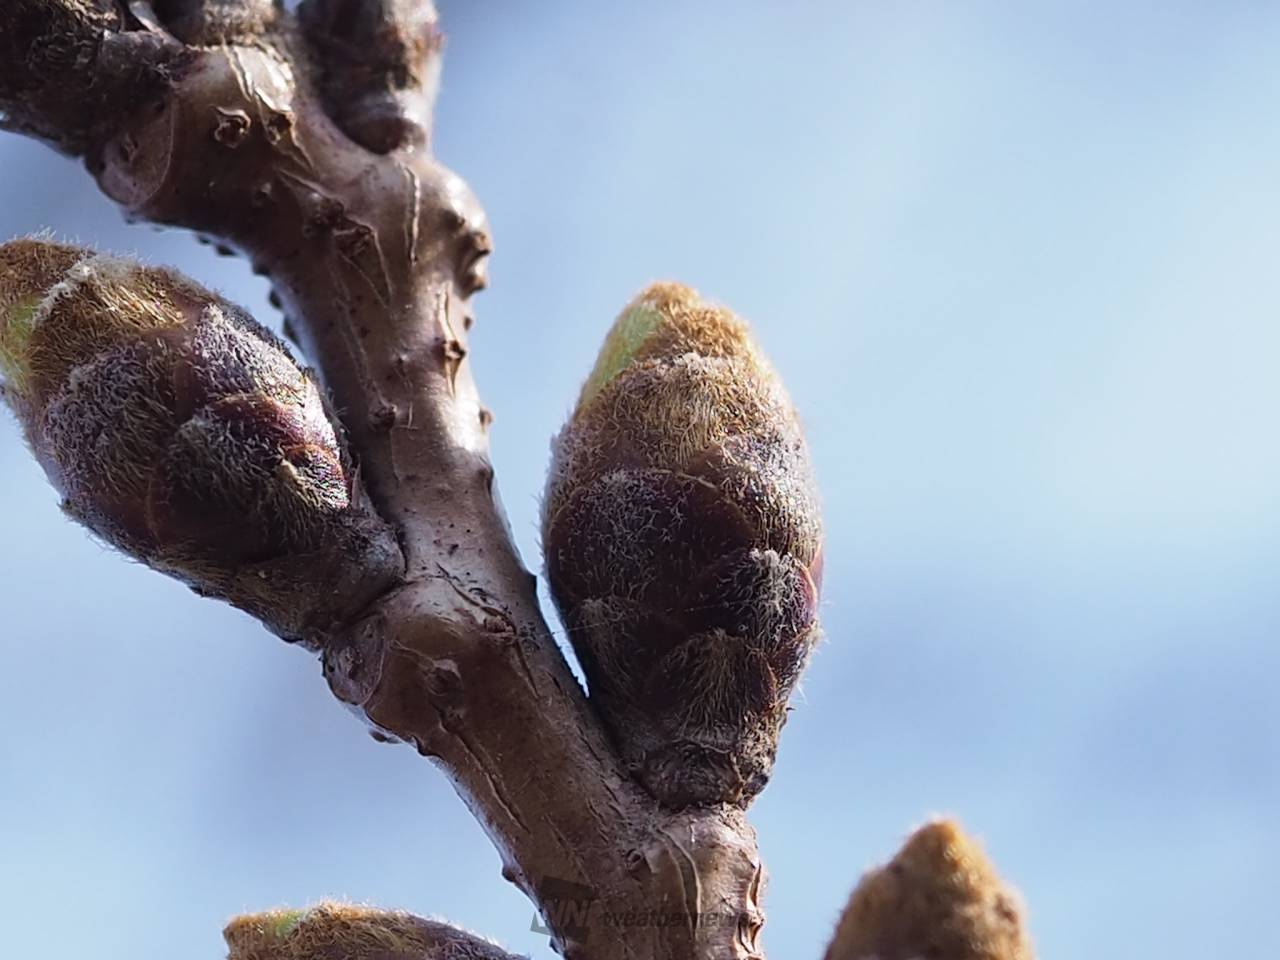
[[824, 819, 1035, 960]]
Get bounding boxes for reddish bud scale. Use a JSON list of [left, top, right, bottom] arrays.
[[0, 240, 402, 643], [543, 283, 822, 808]]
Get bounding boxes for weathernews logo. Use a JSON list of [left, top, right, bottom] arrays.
[[530, 876, 741, 937]]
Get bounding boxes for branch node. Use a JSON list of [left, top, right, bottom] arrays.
[[154, 0, 282, 46], [299, 0, 442, 154]]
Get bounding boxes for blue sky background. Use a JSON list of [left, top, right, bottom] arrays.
[[2, 2, 1278, 957]]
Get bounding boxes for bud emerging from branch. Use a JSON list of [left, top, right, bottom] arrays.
[[0, 239, 402, 644], [824, 820, 1035, 960], [225, 902, 518, 960], [543, 282, 823, 808], [154, 0, 282, 45], [300, 0, 443, 153]]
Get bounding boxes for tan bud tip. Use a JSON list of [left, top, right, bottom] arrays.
[[824, 819, 1034, 960], [0, 238, 82, 311], [578, 281, 766, 410], [225, 902, 516, 960], [0, 239, 83, 399]]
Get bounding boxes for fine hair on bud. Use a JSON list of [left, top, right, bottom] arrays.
[[224, 902, 513, 960], [542, 282, 823, 808], [0, 239, 402, 643], [824, 819, 1034, 960]]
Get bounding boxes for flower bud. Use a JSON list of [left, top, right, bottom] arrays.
[[225, 902, 513, 960], [542, 282, 822, 808], [0, 239, 402, 643], [824, 820, 1034, 960]]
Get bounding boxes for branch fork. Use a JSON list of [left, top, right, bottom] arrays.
[[0, 4, 1035, 959]]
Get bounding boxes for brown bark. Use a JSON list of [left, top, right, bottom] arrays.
[[0, 3, 764, 957]]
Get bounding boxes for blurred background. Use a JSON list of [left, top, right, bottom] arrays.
[[2, 1, 1278, 957]]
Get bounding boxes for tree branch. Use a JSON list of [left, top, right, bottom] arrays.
[[152, 0, 282, 45], [0, 0, 189, 156], [0, 6, 768, 958]]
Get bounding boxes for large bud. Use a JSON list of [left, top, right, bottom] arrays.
[[0, 239, 402, 644], [542, 282, 822, 808]]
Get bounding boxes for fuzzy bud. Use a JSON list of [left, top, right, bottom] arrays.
[[0, 239, 402, 643], [824, 820, 1035, 960], [542, 282, 822, 808], [225, 902, 515, 960]]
